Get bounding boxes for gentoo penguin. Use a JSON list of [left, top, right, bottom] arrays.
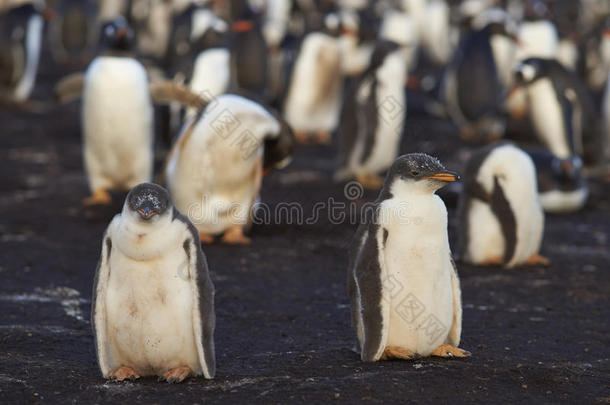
[[164, 94, 293, 244], [0, 2, 44, 103], [47, 0, 98, 66], [348, 153, 470, 361], [443, 17, 517, 141], [126, 0, 173, 61], [92, 183, 215, 383], [81, 17, 153, 206], [283, 15, 343, 144], [335, 41, 407, 189], [528, 150, 589, 213], [513, 58, 604, 165], [458, 142, 548, 268]]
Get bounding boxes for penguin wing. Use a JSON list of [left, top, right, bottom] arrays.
[[148, 80, 210, 110], [349, 222, 390, 362], [447, 256, 462, 347], [176, 211, 216, 379], [91, 223, 116, 377], [336, 78, 360, 171], [55, 72, 85, 104], [490, 176, 517, 264]]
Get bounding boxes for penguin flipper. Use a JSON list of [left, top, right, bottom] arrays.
[[447, 256, 462, 347], [490, 176, 517, 265], [148, 80, 210, 111], [91, 226, 115, 377], [350, 223, 390, 362], [178, 212, 216, 379], [55, 72, 85, 104]]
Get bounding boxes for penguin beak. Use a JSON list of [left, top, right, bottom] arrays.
[[423, 171, 460, 182], [117, 27, 128, 38], [137, 207, 157, 220]]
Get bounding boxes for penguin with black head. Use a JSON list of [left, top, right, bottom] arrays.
[[443, 14, 518, 141], [0, 1, 44, 103], [92, 183, 215, 383], [349, 153, 470, 361], [335, 40, 407, 189]]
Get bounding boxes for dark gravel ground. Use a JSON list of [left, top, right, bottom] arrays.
[[1, 53, 609, 404]]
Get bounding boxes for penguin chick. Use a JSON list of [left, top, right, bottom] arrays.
[[335, 40, 407, 189], [348, 153, 470, 362], [528, 150, 588, 214], [458, 142, 549, 268], [164, 94, 293, 245], [92, 183, 215, 383]]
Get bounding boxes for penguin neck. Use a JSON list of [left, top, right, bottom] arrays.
[[114, 210, 181, 261], [389, 179, 441, 199]]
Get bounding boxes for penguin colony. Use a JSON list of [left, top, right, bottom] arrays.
[[2, 0, 610, 384]]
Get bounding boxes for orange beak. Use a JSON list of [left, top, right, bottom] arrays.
[[423, 172, 460, 182], [117, 27, 127, 38]]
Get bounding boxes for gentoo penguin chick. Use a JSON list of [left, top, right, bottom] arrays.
[[92, 183, 215, 383], [443, 17, 518, 141], [164, 94, 293, 244], [0, 2, 44, 103], [335, 41, 407, 189], [458, 143, 548, 268], [348, 153, 470, 361], [513, 58, 603, 165], [81, 17, 153, 206], [528, 150, 588, 213], [283, 16, 343, 144]]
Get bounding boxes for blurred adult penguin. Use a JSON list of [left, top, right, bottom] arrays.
[[335, 41, 407, 189], [443, 16, 518, 141], [458, 142, 548, 268], [164, 95, 293, 244], [528, 150, 589, 213], [127, 0, 173, 61], [513, 58, 605, 166], [0, 1, 44, 103], [47, 0, 98, 66]]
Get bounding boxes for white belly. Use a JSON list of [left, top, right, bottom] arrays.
[[465, 198, 505, 263], [82, 57, 153, 191], [381, 195, 453, 356], [105, 247, 200, 375]]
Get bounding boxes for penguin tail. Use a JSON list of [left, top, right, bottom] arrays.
[[55, 72, 85, 104], [148, 81, 210, 111]]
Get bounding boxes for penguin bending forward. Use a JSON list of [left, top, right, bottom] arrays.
[[348, 154, 471, 361], [164, 94, 293, 244], [458, 143, 549, 268], [92, 183, 215, 383]]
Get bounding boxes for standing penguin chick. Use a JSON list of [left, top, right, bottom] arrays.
[[165, 94, 293, 244], [349, 154, 470, 361], [336, 41, 407, 189], [458, 143, 548, 268], [92, 183, 215, 383], [0, 2, 44, 103], [81, 17, 153, 206]]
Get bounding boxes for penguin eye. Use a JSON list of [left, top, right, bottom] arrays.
[[411, 170, 419, 176]]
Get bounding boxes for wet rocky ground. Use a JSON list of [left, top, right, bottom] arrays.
[[0, 56, 609, 404]]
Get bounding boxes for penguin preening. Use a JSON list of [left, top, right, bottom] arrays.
[[92, 183, 215, 383], [164, 94, 293, 244], [458, 142, 548, 268], [443, 18, 517, 141], [335, 40, 407, 189], [513, 58, 604, 165], [348, 153, 470, 361], [0, 2, 44, 103], [528, 150, 589, 214]]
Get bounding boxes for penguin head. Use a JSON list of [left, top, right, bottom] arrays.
[[386, 154, 459, 194], [124, 183, 172, 224], [553, 155, 583, 184], [263, 112, 294, 173], [100, 17, 134, 52], [514, 58, 547, 85]]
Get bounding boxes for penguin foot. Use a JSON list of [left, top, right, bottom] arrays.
[[198, 231, 215, 244], [221, 226, 251, 245], [108, 366, 140, 382], [458, 127, 478, 142], [356, 173, 384, 190], [83, 189, 112, 206], [380, 346, 419, 360], [158, 366, 192, 384], [431, 344, 471, 358], [524, 254, 550, 266], [314, 131, 331, 145], [294, 131, 309, 144], [478, 256, 504, 266]]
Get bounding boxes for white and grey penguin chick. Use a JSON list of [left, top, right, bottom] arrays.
[[348, 153, 470, 361], [335, 40, 407, 189], [92, 183, 215, 383], [458, 143, 549, 268]]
